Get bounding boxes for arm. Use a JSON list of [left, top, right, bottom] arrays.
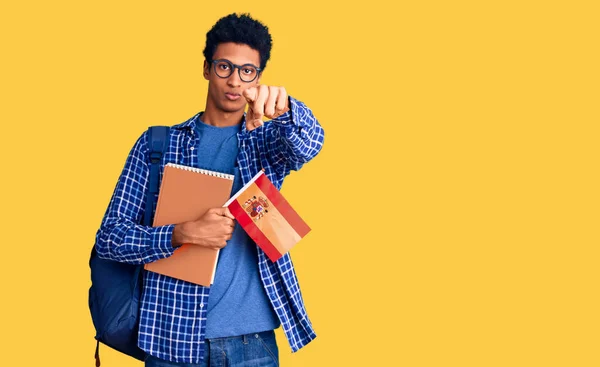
[[264, 96, 325, 171], [94, 132, 176, 265]]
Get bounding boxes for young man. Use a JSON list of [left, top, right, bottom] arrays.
[[95, 13, 324, 367]]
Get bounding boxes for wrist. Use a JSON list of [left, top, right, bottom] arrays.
[[171, 223, 187, 248]]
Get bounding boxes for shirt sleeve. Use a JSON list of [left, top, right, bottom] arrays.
[[264, 96, 325, 172], [94, 131, 176, 265]]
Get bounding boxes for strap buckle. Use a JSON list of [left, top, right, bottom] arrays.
[[149, 151, 162, 164]]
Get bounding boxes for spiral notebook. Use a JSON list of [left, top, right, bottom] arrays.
[[144, 163, 234, 286]]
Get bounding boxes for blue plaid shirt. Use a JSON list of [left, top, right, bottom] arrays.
[[95, 97, 324, 363]]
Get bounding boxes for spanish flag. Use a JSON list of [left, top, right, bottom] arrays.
[[224, 171, 311, 262]]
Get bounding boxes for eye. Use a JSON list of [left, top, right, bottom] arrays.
[[218, 63, 231, 70], [242, 68, 255, 75]]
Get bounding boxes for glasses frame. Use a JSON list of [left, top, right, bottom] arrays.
[[211, 59, 262, 83]]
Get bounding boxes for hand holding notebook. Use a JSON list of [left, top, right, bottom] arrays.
[[146, 163, 311, 286], [171, 207, 235, 250], [144, 163, 234, 286]]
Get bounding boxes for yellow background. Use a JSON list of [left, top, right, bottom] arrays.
[[1, 1, 598, 366]]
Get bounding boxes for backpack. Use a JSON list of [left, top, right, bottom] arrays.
[[89, 126, 170, 366]]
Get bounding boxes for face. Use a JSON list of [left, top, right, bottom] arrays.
[[203, 42, 262, 114]]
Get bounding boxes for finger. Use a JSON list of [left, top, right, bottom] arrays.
[[246, 119, 262, 131], [224, 218, 235, 230], [213, 242, 225, 249], [219, 207, 235, 220], [252, 85, 269, 121], [264, 86, 278, 117], [245, 104, 257, 131], [275, 87, 289, 116], [206, 237, 225, 249], [206, 207, 220, 217], [213, 207, 232, 219], [243, 87, 258, 103]]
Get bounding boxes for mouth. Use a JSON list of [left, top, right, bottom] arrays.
[[225, 92, 241, 101]]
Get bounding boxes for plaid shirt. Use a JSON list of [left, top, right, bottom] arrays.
[[95, 97, 324, 363]]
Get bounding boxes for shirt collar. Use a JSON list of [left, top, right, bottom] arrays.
[[172, 112, 251, 134], [172, 113, 200, 131]]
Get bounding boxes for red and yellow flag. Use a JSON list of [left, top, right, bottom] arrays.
[[225, 171, 311, 262]]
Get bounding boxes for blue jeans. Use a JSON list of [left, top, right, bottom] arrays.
[[144, 330, 279, 367]]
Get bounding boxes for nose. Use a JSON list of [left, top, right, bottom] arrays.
[[226, 67, 242, 87]]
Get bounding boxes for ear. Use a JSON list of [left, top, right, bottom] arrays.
[[203, 60, 210, 80]]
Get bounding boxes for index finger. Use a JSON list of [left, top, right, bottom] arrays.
[[243, 87, 258, 103]]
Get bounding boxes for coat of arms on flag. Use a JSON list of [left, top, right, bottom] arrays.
[[224, 171, 311, 262], [243, 196, 269, 222]]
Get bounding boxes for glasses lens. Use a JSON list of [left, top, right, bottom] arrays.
[[239, 65, 258, 82], [214, 60, 233, 78]]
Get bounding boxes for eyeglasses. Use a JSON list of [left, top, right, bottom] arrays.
[[211, 59, 262, 83]]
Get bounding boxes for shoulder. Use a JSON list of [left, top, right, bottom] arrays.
[[171, 112, 201, 131], [139, 112, 200, 149]]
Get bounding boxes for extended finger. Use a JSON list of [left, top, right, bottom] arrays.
[[243, 87, 258, 103], [246, 107, 263, 131], [245, 104, 256, 131]]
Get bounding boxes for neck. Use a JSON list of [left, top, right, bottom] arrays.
[[201, 97, 245, 127]]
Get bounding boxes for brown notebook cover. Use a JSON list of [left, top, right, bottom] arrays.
[[144, 163, 234, 286]]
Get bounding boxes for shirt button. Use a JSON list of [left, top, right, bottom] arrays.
[[199, 303, 204, 308], [190, 147, 195, 151]]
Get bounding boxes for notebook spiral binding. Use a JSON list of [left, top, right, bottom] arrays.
[[166, 163, 234, 180]]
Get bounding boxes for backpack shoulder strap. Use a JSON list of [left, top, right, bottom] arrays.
[[143, 126, 170, 226]]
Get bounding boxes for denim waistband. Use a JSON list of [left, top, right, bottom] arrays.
[[206, 329, 275, 343]]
